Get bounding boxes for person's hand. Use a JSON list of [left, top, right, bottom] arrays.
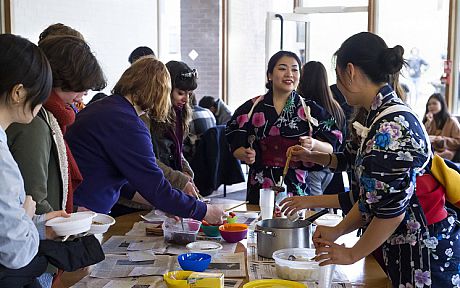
[[44, 210, 70, 239], [204, 204, 226, 225], [234, 147, 256, 164], [23, 195, 36, 219], [425, 112, 433, 122], [313, 239, 356, 266], [287, 145, 312, 163], [299, 136, 316, 151], [279, 196, 310, 216], [312, 225, 341, 249], [183, 181, 200, 198]]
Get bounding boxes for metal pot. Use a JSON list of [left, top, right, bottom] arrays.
[[254, 209, 328, 258]]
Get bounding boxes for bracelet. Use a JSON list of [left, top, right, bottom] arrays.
[[325, 153, 332, 167]]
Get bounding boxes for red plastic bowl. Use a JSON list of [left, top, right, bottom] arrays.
[[218, 224, 248, 243]]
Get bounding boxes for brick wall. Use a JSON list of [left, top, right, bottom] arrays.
[[181, 0, 221, 100]]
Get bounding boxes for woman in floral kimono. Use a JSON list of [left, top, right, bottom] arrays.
[[226, 51, 342, 204], [287, 32, 460, 287]]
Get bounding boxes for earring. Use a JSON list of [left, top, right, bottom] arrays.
[[349, 79, 352, 86]]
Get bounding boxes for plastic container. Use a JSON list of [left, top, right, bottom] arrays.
[[163, 271, 192, 288], [88, 213, 116, 234], [186, 241, 223, 256], [163, 218, 201, 245], [177, 253, 212, 272], [272, 248, 320, 281], [218, 223, 248, 243]]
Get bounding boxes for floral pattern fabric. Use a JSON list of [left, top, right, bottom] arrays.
[[344, 84, 460, 287], [226, 91, 342, 204]]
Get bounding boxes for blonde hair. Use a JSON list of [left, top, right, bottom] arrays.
[[112, 56, 171, 121]]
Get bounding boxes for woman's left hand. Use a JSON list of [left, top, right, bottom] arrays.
[[313, 239, 357, 266], [45, 210, 70, 240]]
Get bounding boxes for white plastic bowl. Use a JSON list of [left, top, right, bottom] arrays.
[[314, 213, 343, 227], [88, 213, 116, 234], [186, 241, 223, 256], [45, 211, 96, 236]]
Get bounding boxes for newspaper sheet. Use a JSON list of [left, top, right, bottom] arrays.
[[102, 236, 166, 254], [125, 221, 163, 237], [72, 276, 164, 288], [204, 252, 247, 278], [90, 254, 175, 278], [73, 275, 243, 288], [247, 262, 352, 288]]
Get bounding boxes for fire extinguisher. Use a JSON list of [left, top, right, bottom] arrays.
[[441, 59, 452, 85]]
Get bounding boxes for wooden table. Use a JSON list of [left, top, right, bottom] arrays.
[[56, 199, 391, 287]]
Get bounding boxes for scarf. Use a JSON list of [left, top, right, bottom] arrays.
[[166, 106, 184, 171], [43, 91, 83, 213]]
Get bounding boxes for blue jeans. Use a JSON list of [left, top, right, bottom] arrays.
[[37, 272, 53, 288], [308, 169, 333, 197]]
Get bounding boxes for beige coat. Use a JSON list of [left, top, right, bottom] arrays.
[[425, 116, 460, 160]]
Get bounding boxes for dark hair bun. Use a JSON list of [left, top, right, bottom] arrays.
[[379, 45, 405, 74]]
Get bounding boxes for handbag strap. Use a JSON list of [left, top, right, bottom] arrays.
[[354, 104, 432, 172]]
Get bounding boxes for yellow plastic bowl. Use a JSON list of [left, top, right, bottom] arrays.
[[163, 271, 193, 288], [243, 279, 307, 288]]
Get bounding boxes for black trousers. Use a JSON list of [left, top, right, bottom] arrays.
[[0, 254, 47, 288]]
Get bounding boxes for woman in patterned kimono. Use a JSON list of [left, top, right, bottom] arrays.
[[226, 51, 342, 205], [287, 32, 460, 287]]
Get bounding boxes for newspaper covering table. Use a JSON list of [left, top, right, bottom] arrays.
[[101, 236, 167, 254], [72, 275, 243, 288], [90, 254, 175, 278]]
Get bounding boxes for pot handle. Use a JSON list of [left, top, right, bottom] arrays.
[[254, 228, 276, 237]]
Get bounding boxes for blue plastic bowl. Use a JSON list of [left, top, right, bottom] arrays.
[[177, 253, 212, 272]]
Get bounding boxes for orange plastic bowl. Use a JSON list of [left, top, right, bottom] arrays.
[[218, 223, 248, 243]]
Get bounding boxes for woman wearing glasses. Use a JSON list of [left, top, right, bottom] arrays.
[[65, 56, 225, 224], [140, 61, 201, 199]]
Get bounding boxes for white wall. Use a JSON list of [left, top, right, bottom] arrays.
[[11, 0, 158, 102]]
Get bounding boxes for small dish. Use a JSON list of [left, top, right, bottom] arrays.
[[201, 224, 221, 237], [186, 241, 223, 256], [177, 253, 211, 272], [218, 223, 248, 243], [45, 211, 96, 236], [88, 213, 116, 234]]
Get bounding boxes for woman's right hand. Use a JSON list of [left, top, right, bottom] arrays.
[[233, 147, 256, 164], [287, 145, 312, 163], [312, 225, 342, 249], [204, 204, 226, 225], [23, 195, 36, 219], [425, 112, 433, 122]]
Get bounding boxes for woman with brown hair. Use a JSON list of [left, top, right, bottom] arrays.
[[423, 92, 460, 160], [66, 56, 224, 223]]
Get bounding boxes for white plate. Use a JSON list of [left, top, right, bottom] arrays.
[[88, 213, 116, 234], [186, 241, 223, 256], [46, 211, 96, 236]]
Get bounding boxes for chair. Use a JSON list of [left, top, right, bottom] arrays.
[[190, 125, 245, 196]]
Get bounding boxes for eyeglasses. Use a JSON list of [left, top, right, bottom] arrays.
[[179, 69, 198, 80]]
